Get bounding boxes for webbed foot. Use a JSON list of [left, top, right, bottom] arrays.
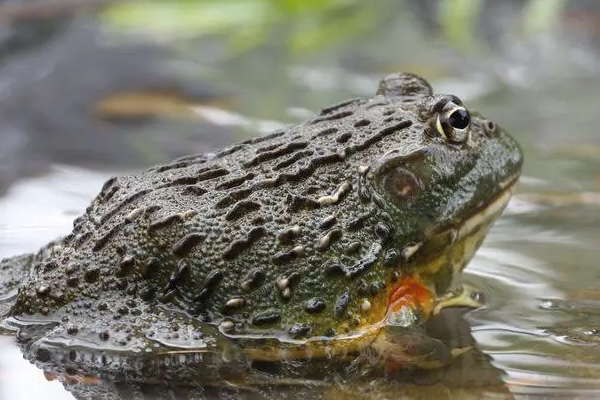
[[373, 324, 472, 371]]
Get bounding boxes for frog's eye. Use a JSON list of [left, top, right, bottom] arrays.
[[434, 101, 471, 144], [382, 167, 422, 206]]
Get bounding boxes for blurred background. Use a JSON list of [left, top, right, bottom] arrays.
[[0, 0, 599, 399]]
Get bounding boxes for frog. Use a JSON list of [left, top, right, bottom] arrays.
[[0, 73, 523, 384]]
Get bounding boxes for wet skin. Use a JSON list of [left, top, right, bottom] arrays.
[[0, 73, 523, 378]]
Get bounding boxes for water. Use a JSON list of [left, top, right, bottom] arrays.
[[1, 0, 600, 399]]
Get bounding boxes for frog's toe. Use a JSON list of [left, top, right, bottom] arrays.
[[433, 284, 486, 315], [450, 345, 474, 358]]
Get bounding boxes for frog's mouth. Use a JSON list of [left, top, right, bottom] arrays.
[[409, 172, 520, 277], [453, 173, 520, 244]]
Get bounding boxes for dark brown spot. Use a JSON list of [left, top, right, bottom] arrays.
[[140, 258, 160, 279], [335, 132, 352, 143], [101, 185, 119, 203], [256, 142, 282, 153], [150, 160, 194, 173], [310, 110, 354, 125], [273, 150, 314, 170], [84, 267, 100, 283], [194, 270, 224, 303], [323, 328, 337, 337], [139, 286, 157, 301], [172, 234, 205, 257], [216, 143, 247, 158], [222, 227, 266, 260], [216, 173, 255, 190], [182, 186, 207, 196], [353, 119, 371, 128], [243, 141, 309, 168], [271, 247, 303, 265], [287, 323, 311, 339], [165, 260, 191, 292], [335, 289, 350, 317], [319, 98, 363, 115], [312, 127, 339, 138], [166, 167, 229, 186], [375, 223, 394, 243], [92, 222, 124, 251], [251, 310, 281, 326], [347, 120, 412, 153], [346, 251, 380, 278], [225, 200, 261, 221], [100, 177, 117, 196], [305, 298, 326, 314], [322, 258, 345, 276], [43, 261, 59, 272], [215, 188, 252, 208], [370, 281, 385, 296], [148, 214, 183, 234]]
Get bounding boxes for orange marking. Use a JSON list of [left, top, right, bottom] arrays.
[[387, 276, 434, 317]]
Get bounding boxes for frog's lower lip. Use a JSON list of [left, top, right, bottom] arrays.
[[407, 173, 520, 264], [455, 172, 520, 241], [422, 173, 520, 242]]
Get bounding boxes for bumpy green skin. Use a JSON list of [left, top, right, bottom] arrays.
[[1, 73, 522, 366]]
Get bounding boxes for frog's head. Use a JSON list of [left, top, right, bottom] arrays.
[[367, 73, 523, 295]]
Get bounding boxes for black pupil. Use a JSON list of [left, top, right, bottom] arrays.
[[448, 108, 470, 129]]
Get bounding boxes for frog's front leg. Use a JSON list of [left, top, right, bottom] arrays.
[[371, 277, 471, 371], [433, 283, 486, 315]]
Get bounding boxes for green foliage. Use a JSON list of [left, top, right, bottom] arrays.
[[522, 0, 566, 34], [102, 0, 368, 54], [438, 0, 483, 50], [103, 0, 275, 37]]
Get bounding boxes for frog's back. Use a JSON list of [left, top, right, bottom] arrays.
[[11, 94, 418, 339]]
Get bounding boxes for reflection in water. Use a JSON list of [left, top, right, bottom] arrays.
[[4, 307, 511, 400], [0, 336, 75, 400]]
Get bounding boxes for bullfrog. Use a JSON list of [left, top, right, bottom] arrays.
[[0, 73, 523, 383]]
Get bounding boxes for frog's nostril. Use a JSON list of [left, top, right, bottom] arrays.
[[484, 120, 498, 137]]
